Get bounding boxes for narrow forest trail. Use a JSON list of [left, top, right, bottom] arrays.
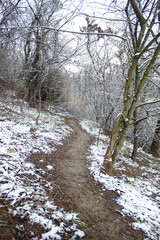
[[49, 118, 146, 240], [0, 93, 157, 240]]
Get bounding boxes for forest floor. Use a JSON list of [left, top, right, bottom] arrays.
[[0, 90, 159, 240]]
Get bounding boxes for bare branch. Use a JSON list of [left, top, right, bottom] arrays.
[[140, 1, 159, 51], [148, 78, 160, 89], [136, 99, 160, 108], [153, 66, 160, 76], [130, 0, 146, 26], [138, 32, 160, 58], [0, 25, 127, 40], [80, 13, 126, 22], [0, 0, 22, 25], [132, 111, 160, 124]]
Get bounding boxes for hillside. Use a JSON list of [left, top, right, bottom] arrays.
[[0, 90, 159, 240]]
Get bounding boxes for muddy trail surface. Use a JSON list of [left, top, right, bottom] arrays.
[[32, 118, 146, 240]]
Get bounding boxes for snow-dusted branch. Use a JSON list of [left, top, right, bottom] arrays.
[[133, 111, 160, 124], [0, 25, 133, 56], [0, 25, 127, 40], [80, 13, 127, 22], [136, 99, 160, 108]]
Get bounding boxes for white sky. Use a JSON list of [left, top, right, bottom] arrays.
[[63, 0, 125, 72]]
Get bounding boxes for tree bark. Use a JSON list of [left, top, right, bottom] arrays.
[[131, 66, 139, 159], [131, 116, 138, 159], [150, 119, 160, 157]]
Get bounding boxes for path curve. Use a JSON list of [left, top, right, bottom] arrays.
[[52, 119, 146, 240]]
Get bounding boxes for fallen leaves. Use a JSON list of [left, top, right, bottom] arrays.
[[10, 148, 16, 153]]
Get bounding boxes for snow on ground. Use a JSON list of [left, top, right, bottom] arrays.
[[80, 119, 160, 240], [0, 91, 84, 240]]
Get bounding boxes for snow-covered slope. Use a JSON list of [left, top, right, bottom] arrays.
[[80, 119, 160, 240], [0, 91, 84, 240]]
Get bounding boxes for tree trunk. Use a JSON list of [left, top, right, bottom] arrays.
[[104, 58, 137, 160], [150, 120, 160, 157], [103, 42, 160, 173], [21, 72, 39, 112], [131, 114, 138, 160], [36, 79, 42, 125], [131, 66, 139, 159]]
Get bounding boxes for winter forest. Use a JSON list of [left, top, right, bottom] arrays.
[[0, 0, 160, 239]]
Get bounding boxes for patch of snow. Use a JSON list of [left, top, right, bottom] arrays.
[[42, 228, 62, 240], [46, 165, 54, 170], [70, 230, 85, 240], [65, 213, 77, 222]]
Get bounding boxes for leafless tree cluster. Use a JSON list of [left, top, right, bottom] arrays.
[[0, 0, 82, 106]]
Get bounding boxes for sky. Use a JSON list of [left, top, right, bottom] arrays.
[[62, 0, 125, 72]]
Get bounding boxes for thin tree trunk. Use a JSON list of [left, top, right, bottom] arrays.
[[21, 73, 38, 112], [131, 116, 138, 159], [36, 79, 42, 125], [150, 119, 160, 157], [131, 66, 139, 159], [97, 75, 106, 146]]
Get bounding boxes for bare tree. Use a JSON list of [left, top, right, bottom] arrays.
[[103, 0, 160, 173], [0, 0, 23, 89]]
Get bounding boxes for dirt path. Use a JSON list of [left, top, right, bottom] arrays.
[[50, 119, 146, 240]]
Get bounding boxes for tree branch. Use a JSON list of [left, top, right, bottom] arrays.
[[132, 111, 160, 124], [80, 13, 127, 22], [0, 0, 22, 25], [138, 32, 160, 58], [153, 66, 160, 76], [130, 0, 146, 26], [140, 1, 159, 51], [0, 25, 127, 40], [148, 78, 160, 89], [136, 99, 160, 108]]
